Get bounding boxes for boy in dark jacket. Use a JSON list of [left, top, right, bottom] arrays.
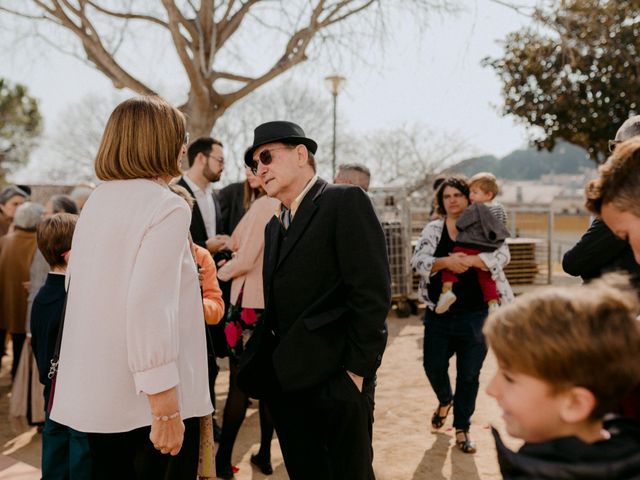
[[483, 274, 640, 479], [31, 213, 91, 478], [436, 172, 510, 314]]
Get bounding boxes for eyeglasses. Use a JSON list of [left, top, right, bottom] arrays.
[[208, 154, 224, 165], [184, 132, 190, 145], [250, 146, 295, 174], [608, 139, 621, 152]]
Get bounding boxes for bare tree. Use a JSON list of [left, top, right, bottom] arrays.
[[0, 0, 455, 138], [214, 79, 334, 182], [11, 93, 123, 183], [349, 123, 472, 192], [18, 82, 334, 184]]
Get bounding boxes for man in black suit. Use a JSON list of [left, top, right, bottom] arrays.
[[177, 137, 229, 253], [243, 121, 391, 479], [217, 179, 245, 235]]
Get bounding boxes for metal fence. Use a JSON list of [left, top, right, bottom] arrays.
[[505, 208, 590, 285], [370, 187, 416, 316]]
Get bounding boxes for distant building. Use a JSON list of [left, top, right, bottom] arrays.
[[497, 169, 596, 214]]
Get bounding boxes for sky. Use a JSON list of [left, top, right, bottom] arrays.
[[0, 0, 539, 182]]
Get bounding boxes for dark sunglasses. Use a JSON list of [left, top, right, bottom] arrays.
[[608, 139, 621, 153], [250, 146, 295, 174]]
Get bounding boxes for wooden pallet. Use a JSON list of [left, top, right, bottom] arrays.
[[505, 238, 541, 284]]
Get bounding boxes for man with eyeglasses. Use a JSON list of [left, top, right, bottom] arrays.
[[563, 115, 640, 287], [239, 121, 391, 479], [178, 137, 230, 254]]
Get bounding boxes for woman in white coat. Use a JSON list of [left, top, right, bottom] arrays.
[[50, 96, 212, 479]]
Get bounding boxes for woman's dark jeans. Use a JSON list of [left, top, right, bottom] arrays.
[[423, 307, 488, 431]]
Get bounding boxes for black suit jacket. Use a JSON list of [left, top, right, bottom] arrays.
[[177, 176, 225, 247], [262, 178, 391, 392], [218, 181, 246, 234]]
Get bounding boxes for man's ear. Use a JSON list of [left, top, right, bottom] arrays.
[[560, 386, 596, 424], [194, 152, 205, 168], [296, 145, 308, 167]]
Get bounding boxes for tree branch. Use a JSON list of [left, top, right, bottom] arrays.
[[161, 0, 198, 40], [85, 1, 169, 28], [194, 0, 215, 76], [0, 6, 48, 20], [321, 1, 376, 28], [488, 0, 535, 17], [212, 71, 254, 82], [161, 0, 209, 104], [216, 0, 260, 48], [31, 0, 156, 95]]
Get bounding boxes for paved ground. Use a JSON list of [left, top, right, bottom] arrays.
[[0, 311, 533, 480]]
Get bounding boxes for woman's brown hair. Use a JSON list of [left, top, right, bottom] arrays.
[[95, 96, 186, 181], [435, 176, 470, 215]]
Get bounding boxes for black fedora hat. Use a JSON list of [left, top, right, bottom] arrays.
[[244, 121, 318, 167]]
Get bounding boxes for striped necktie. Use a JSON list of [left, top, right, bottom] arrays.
[[280, 207, 291, 230]]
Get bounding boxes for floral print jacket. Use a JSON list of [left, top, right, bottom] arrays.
[[411, 218, 514, 310]]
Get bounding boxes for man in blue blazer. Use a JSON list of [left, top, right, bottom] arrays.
[[243, 121, 391, 479]]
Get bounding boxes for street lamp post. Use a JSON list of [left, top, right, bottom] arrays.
[[324, 75, 346, 179]]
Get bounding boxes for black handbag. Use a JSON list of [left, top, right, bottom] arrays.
[[236, 319, 278, 399]]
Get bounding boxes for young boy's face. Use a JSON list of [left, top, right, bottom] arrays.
[[469, 186, 494, 204], [487, 364, 568, 443]]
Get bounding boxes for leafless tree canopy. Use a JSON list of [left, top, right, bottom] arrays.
[[0, 0, 455, 138]]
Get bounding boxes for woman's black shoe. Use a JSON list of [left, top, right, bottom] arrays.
[[431, 401, 453, 430], [215, 466, 234, 479], [455, 429, 477, 454], [251, 454, 273, 475]]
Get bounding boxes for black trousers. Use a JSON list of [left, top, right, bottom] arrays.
[[266, 371, 376, 480], [87, 417, 200, 480]]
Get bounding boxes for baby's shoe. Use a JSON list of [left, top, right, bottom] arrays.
[[435, 290, 457, 314]]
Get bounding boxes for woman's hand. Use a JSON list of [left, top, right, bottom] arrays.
[[150, 414, 185, 456], [445, 252, 472, 274], [148, 387, 184, 456], [465, 255, 489, 270]]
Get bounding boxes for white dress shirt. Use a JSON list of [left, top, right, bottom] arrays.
[[183, 173, 217, 237]]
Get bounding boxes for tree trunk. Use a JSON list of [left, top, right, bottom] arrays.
[[180, 91, 229, 140], [178, 92, 229, 169]]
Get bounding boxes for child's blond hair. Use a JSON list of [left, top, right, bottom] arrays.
[[484, 273, 640, 419], [469, 172, 499, 200]]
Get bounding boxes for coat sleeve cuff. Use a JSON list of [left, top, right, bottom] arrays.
[[133, 362, 180, 395]]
